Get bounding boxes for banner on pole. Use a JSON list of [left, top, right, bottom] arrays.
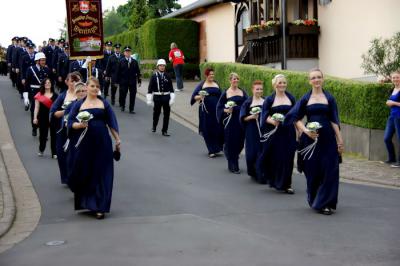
[[65, 0, 104, 59]]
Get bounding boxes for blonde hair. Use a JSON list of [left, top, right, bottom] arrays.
[[229, 72, 239, 80], [86, 77, 100, 87], [74, 82, 86, 93], [170, 42, 177, 49], [308, 68, 324, 79], [272, 74, 286, 88], [390, 70, 400, 76]]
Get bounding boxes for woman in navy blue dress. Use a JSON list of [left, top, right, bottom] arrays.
[[68, 77, 120, 219], [50, 72, 81, 184], [257, 74, 296, 192], [190, 67, 223, 158], [64, 82, 87, 187], [239, 80, 264, 179], [216, 73, 248, 174], [384, 70, 400, 167], [286, 69, 344, 215]]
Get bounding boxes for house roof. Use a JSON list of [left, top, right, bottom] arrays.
[[163, 0, 229, 18]]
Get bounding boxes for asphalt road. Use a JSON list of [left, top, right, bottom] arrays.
[[0, 77, 399, 266]]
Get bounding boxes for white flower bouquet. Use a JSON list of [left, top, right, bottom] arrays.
[[299, 121, 323, 160], [306, 121, 322, 132], [225, 101, 237, 109], [63, 114, 69, 123], [250, 106, 262, 115], [62, 101, 72, 110], [76, 111, 93, 123], [271, 113, 285, 122], [198, 90, 209, 96]]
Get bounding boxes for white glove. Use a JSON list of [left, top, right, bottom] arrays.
[[169, 93, 175, 106], [82, 56, 92, 68], [146, 94, 153, 106], [23, 92, 30, 106]]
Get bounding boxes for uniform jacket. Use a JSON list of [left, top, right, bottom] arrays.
[[116, 57, 141, 87], [105, 52, 121, 81], [24, 65, 50, 93]]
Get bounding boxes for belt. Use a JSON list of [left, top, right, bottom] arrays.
[[30, 85, 40, 89], [153, 92, 170, 95]]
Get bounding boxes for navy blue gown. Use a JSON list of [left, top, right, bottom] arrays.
[[257, 92, 296, 188], [190, 81, 223, 155], [50, 91, 68, 184], [216, 90, 248, 172], [285, 90, 340, 211], [67, 97, 119, 213], [239, 98, 263, 178]]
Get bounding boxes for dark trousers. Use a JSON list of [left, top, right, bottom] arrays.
[[153, 96, 171, 133], [119, 84, 136, 111], [29, 90, 39, 131], [39, 120, 56, 154], [173, 64, 184, 90], [110, 82, 118, 104], [384, 116, 400, 162], [103, 78, 111, 97], [10, 68, 16, 87], [16, 73, 24, 95]]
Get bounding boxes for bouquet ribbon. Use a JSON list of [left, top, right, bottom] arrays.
[[260, 125, 278, 143], [223, 113, 232, 129], [199, 100, 208, 114], [75, 126, 89, 148], [298, 137, 318, 160]]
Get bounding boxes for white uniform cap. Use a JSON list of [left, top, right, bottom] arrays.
[[157, 59, 166, 66], [34, 52, 46, 61]]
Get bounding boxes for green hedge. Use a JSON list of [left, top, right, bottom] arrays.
[[200, 63, 392, 130], [108, 19, 199, 63]]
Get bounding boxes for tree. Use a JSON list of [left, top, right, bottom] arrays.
[[130, 0, 149, 29], [148, 0, 181, 18], [103, 7, 125, 37], [362, 32, 400, 79]]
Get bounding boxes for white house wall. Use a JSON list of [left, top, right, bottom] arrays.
[[190, 3, 236, 63], [318, 0, 400, 79]]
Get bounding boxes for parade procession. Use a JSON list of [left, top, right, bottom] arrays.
[[0, 0, 399, 265]]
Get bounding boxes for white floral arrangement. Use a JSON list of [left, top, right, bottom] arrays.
[[306, 121, 322, 132], [250, 106, 262, 115], [76, 111, 93, 123], [62, 101, 72, 110], [198, 90, 209, 96], [271, 113, 285, 122], [225, 101, 237, 109]]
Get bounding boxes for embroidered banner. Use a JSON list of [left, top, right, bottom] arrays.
[[65, 0, 104, 59]]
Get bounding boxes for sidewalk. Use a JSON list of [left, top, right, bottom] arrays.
[[138, 80, 400, 188]]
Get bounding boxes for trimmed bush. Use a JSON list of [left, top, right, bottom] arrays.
[[200, 63, 392, 130], [108, 18, 199, 63], [139, 63, 200, 80]]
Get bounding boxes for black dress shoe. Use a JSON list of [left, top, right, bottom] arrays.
[[152, 128, 156, 133], [129, 110, 135, 114], [162, 132, 170, 137], [285, 188, 295, 194], [95, 212, 105, 220], [111, 100, 115, 106], [32, 129, 37, 137], [320, 207, 333, 215], [121, 107, 125, 112]]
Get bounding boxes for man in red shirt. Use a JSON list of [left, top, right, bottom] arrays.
[[168, 42, 185, 91]]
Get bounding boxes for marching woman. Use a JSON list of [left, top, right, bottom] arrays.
[[50, 72, 81, 184], [33, 78, 58, 157], [285, 69, 344, 215], [67, 77, 120, 219], [64, 82, 87, 185], [239, 80, 264, 179], [190, 67, 223, 157], [257, 74, 296, 191], [216, 73, 248, 174]]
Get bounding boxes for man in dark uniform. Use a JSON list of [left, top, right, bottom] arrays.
[[20, 42, 36, 89], [23, 52, 50, 136], [12, 37, 28, 96], [116, 46, 141, 113], [42, 38, 57, 83], [98, 41, 113, 99], [6, 36, 19, 87], [52, 39, 65, 89], [105, 43, 122, 105], [69, 58, 85, 79], [146, 59, 175, 136], [57, 43, 70, 92]]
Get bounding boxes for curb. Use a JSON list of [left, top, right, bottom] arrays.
[[0, 100, 41, 253], [0, 149, 16, 238], [137, 90, 399, 189]]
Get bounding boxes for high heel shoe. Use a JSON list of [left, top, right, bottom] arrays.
[[96, 213, 105, 219]]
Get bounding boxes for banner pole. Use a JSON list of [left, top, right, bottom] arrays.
[[88, 61, 92, 79]]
